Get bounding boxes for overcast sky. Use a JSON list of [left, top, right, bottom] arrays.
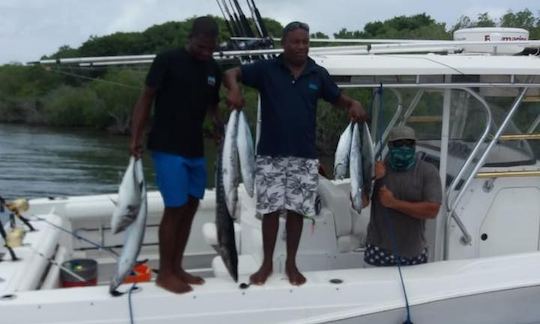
[[0, 0, 536, 64]]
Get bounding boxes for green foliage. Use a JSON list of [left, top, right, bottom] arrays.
[[261, 18, 283, 38], [43, 85, 104, 126], [311, 32, 329, 39], [45, 45, 80, 60], [79, 32, 148, 57], [500, 9, 537, 29], [335, 13, 450, 40], [0, 65, 64, 123], [476, 13, 496, 27], [90, 69, 144, 133]]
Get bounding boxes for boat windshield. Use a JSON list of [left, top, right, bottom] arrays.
[[364, 87, 539, 186]]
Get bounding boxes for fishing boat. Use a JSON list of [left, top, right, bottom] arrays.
[[1, 26, 540, 323]]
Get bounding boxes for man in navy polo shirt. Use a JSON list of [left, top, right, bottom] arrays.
[[224, 21, 367, 286], [129, 17, 222, 294]]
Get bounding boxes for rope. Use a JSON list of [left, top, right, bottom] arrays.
[[33, 215, 119, 257], [128, 283, 138, 324], [46, 67, 141, 89], [381, 208, 413, 324], [377, 83, 414, 324]]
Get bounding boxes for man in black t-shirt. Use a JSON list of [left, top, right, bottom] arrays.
[[130, 16, 222, 294], [224, 21, 367, 286]]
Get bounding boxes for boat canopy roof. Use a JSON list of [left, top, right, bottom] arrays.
[[314, 54, 540, 76]]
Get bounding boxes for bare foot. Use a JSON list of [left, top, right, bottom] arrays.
[[285, 262, 306, 286], [178, 269, 205, 285], [156, 273, 192, 294], [249, 263, 273, 285]]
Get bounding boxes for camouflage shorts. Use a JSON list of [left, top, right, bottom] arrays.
[[255, 156, 319, 217]]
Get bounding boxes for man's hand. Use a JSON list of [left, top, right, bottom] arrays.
[[374, 160, 386, 179], [129, 139, 143, 159], [379, 185, 397, 208], [226, 87, 245, 110], [348, 100, 368, 122]]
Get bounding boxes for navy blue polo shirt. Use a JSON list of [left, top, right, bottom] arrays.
[[241, 55, 341, 159]]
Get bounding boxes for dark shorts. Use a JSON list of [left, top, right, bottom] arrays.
[[364, 244, 428, 267], [151, 151, 206, 207]]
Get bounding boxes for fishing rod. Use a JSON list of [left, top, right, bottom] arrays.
[[216, 0, 235, 38], [221, 0, 241, 37], [250, 0, 270, 40], [245, 0, 263, 38], [232, 0, 255, 38], [227, 0, 246, 36]]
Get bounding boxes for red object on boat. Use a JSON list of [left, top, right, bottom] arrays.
[[123, 263, 151, 283], [60, 259, 98, 288]]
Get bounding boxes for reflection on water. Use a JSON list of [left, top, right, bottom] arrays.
[[0, 123, 156, 199], [0, 124, 221, 200]]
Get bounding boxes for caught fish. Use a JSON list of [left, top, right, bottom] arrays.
[[110, 157, 143, 234], [215, 137, 239, 282], [236, 110, 256, 197], [361, 122, 375, 200], [349, 123, 363, 212], [109, 159, 147, 295], [334, 123, 353, 179], [223, 110, 240, 218]]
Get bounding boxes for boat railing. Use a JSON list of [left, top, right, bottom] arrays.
[[373, 88, 404, 157], [528, 115, 540, 134], [445, 88, 493, 212], [497, 134, 540, 141], [475, 170, 540, 178], [445, 84, 530, 246]]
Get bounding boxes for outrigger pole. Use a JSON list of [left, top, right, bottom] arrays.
[[250, 0, 270, 39], [221, 0, 241, 37], [227, 0, 246, 36], [216, 0, 235, 38], [245, 0, 263, 38], [232, 0, 255, 38]]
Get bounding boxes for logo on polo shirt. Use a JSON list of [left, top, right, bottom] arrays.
[[207, 75, 216, 86], [308, 82, 319, 91]]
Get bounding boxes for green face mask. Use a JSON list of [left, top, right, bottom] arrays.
[[389, 146, 416, 171]]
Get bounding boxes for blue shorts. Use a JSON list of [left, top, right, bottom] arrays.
[[151, 151, 206, 208]]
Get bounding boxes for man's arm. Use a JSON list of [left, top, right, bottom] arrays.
[[223, 67, 244, 109], [334, 93, 368, 122], [378, 185, 440, 219], [129, 86, 156, 158]]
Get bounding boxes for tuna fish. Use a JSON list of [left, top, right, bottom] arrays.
[[361, 122, 375, 200], [215, 135, 239, 282], [334, 123, 353, 179], [349, 123, 363, 212], [109, 158, 147, 295], [236, 111, 256, 197], [223, 110, 240, 218], [110, 157, 144, 234]]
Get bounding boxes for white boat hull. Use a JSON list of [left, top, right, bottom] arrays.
[[2, 252, 540, 323]]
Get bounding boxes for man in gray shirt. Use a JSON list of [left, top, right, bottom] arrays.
[[365, 126, 442, 266]]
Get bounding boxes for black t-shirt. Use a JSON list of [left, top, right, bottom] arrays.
[[146, 48, 221, 157]]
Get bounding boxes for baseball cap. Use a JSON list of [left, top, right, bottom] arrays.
[[388, 126, 416, 142]]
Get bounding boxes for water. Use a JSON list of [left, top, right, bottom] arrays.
[[0, 123, 158, 200], [0, 123, 336, 201]]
